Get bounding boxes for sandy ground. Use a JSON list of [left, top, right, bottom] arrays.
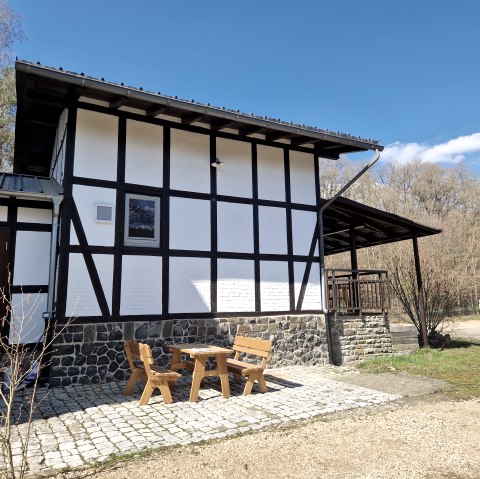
[[56, 394, 480, 479], [447, 319, 480, 341]]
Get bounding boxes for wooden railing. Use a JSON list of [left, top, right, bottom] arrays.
[[326, 269, 390, 313]]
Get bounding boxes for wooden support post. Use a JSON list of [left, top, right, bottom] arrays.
[[413, 235, 429, 348]]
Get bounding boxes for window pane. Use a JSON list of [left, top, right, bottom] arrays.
[[128, 198, 156, 239]]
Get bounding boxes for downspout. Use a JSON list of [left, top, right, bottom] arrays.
[[45, 196, 63, 321], [317, 149, 381, 363]]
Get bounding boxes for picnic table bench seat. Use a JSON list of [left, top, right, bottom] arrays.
[[226, 336, 272, 396]]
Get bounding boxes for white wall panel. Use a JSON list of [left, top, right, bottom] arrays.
[[66, 253, 100, 317], [93, 254, 114, 312], [216, 138, 252, 198], [50, 108, 68, 184], [290, 151, 316, 205], [169, 257, 210, 313], [294, 262, 322, 310], [72, 185, 116, 246], [170, 197, 210, 251], [259, 206, 287, 254], [257, 145, 285, 201], [170, 129, 210, 193], [0, 205, 7, 221], [260, 261, 290, 311], [74, 109, 118, 181], [17, 207, 52, 224], [217, 202, 253, 253], [13, 231, 50, 285], [121, 255, 162, 315], [125, 119, 163, 187], [292, 210, 318, 256], [9, 293, 47, 344], [217, 259, 255, 312]]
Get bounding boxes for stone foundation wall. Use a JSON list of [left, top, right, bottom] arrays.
[[49, 313, 392, 387], [329, 314, 393, 365]]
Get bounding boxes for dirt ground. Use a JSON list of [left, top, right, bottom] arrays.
[[58, 394, 480, 479], [55, 322, 480, 479], [448, 319, 480, 341]]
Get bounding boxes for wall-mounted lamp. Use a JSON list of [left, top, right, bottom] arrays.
[[211, 158, 224, 168]]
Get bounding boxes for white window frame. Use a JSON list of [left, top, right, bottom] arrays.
[[124, 194, 160, 247]]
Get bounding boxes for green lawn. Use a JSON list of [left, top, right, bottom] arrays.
[[358, 339, 480, 400]]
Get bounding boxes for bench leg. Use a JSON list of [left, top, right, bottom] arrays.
[[124, 368, 142, 396], [243, 372, 258, 396], [139, 381, 154, 406], [158, 382, 173, 404], [257, 372, 267, 393]]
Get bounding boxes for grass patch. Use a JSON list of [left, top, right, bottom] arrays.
[[358, 339, 480, 400]]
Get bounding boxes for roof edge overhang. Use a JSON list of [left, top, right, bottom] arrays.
[[14, 60, 383, 175]]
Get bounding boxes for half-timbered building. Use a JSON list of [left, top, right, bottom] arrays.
[[0, 61, 440, 386]]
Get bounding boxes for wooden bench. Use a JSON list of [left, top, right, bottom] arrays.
[[226, 336, 272, 396], [123, 340, 181, 405]]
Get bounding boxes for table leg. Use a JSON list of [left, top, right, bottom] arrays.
[[217, 354, 231, 399], [170, 348, 182, 371], [189, 356, 206, 402]]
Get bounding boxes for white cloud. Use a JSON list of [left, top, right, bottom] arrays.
[[381, 133, 480, 165]]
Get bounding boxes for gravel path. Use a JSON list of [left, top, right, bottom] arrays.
[[58, 395, 480, 479]]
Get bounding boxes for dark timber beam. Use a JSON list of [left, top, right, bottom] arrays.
[[210, 119, 237, 131], [110, 95, 128, 109], [413, 234, 429, 348], [181, 112, 205, 125], [146, 104, 168, 117]]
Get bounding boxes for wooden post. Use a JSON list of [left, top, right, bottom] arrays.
[[413, 235, 429, 348], [350, 227, 359, 310]]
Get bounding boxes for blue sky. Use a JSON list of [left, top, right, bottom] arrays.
[[10, 1, 480, 171]]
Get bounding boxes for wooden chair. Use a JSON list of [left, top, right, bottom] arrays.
[[226, 336, 272, 396], [123, 340, 181, 405]]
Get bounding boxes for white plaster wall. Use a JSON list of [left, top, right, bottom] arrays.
[[170, 129, 210, 193], [74, 109, 118, 181], [121, 255, 162, 315], [260, 261, 290, 311], [259, 206, 287, 254], [50, 109, 68, 184], [294, 262, 322, 310], [17, 207, 52, 224], [13, 231, 50, 285], [217, 202, 253, 253], [216, 138, 252, 198], [289, 151, 317, 205], [257, 145, 285, 201], [169, 257, 210, 313], [9, 293, 47, 344], [291, 209, 319, 256], [217, 259, 255, 312], [93, 254, 114, 313], [125, 119, 163, 187], [66, 253, 100, 317], [72, 185, 116, 246], [0, 205, 8, 221], [170, 197, 210, 251]]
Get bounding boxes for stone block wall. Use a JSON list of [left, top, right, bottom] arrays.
[[49, 313, 392, 387], [329, 314, 393, 365]]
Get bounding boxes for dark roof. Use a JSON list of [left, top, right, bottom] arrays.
[[323, 197, 441, 255], [14, 60, 383, 176], [0, 173, 63, 197]]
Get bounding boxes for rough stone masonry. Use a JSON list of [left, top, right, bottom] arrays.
[[49, 313, 393, 387]]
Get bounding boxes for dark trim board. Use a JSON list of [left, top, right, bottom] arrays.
[[55, 309, 325, 325], [11, 285, 49, 294]]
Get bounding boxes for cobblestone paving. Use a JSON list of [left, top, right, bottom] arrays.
[[5, 366, 400, 475]]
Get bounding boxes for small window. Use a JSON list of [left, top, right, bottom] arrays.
[[125, 194, 160, 247], [95, 204, 114, 223]]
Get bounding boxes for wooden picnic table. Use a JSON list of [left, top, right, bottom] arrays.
[[168, 343, 233, 402]]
